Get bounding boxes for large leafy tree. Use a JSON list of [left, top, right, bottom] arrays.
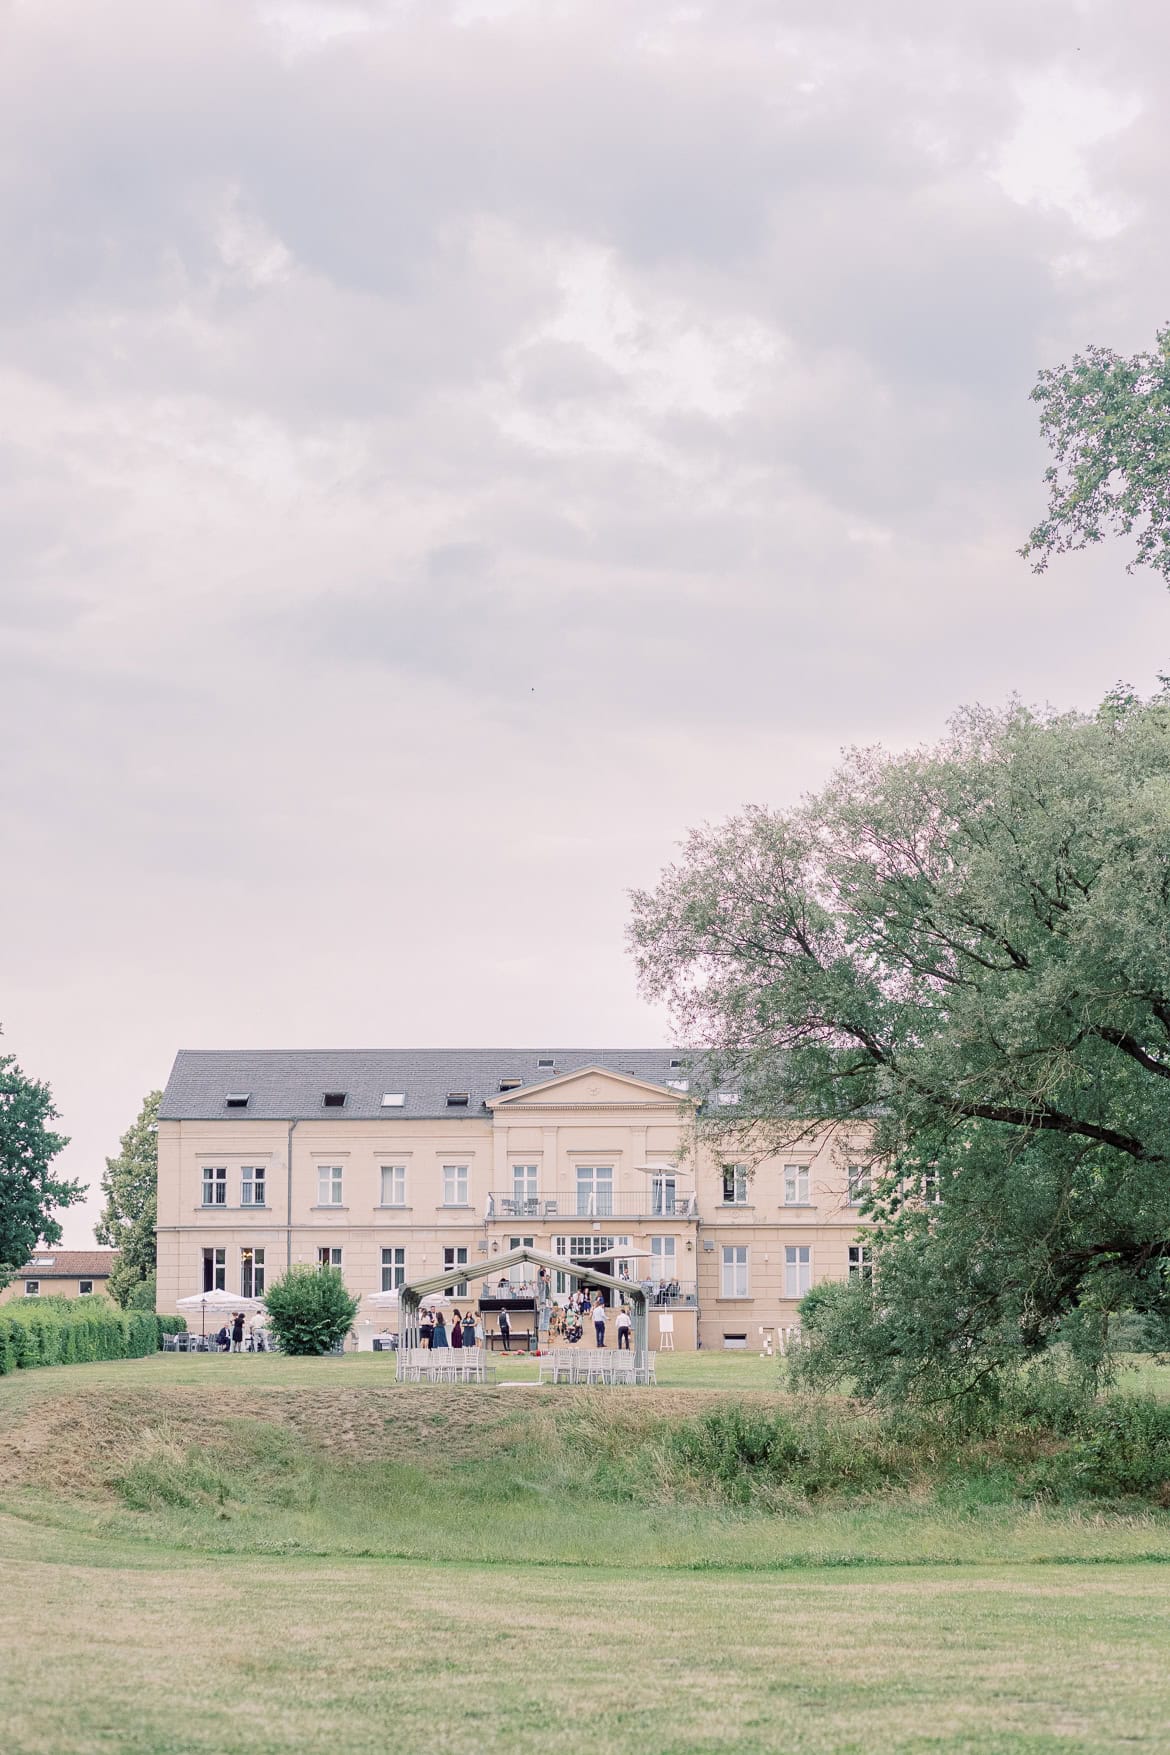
[[0, 1048, 80, 1282], [1022, 324, 1170, 585], [96, 1090, 162, 1308], [630, 689, 1170, 1398]]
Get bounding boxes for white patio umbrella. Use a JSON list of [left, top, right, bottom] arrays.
[[366, 1290, 399, 1308], [176, 1288, 264, 1336]]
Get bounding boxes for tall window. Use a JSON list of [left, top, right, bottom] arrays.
[[241, 1166, 266, 1206], [650, 1175, 677, 1216], [317, 1246, 342, 1268], [317, 1166, 344, 1206], [923, 1167, 942, 1205], [202, 1247, 226, 1291], [721, 1245, 749, 1298], [381, 1247, 406, 1292], [202, 1165, 227, 1207], [784, 1245, 811, 1298], [783, 1164, 810, 1205], [380, 1165, 406, 1207], [847, 1165, 870, 1206], [651, 1236, 676, 1286], [508, 1236, 536, 1281], [442, 1165, 469, 1206], [444, 1245, 468, 1296], [721, 1164, 748, 1205], [241, 1246, 266, 1297], [575, 1165, 613, 1217], [512, 1165, 538, 1207], [848, 1244, 872, 1282]]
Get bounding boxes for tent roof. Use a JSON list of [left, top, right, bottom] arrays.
[[400, 1246, 646, 1304]]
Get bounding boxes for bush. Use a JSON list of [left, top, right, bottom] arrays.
[[0, 1297, 163, 1373], [263, 1265, 359, 1356], [126, 1275, 157, 1312]]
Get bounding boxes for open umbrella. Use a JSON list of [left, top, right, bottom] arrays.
[[176, 1289, 264, 1337]]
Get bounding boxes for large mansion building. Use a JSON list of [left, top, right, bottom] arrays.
[[157, 1049, 874, 1350]]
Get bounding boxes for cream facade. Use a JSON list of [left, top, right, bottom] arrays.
[[157, 1050, 874, 1351]]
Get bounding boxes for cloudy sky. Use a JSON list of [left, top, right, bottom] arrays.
[[3, 0, 1168, 1245]]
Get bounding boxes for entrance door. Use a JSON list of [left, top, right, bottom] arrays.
[[572, 1258, 613, 1301]]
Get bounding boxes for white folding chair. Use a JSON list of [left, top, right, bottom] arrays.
[[635, 1351, 657, 1386]]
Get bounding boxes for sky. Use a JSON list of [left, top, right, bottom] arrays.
[[3, 0, 1169, 1247]]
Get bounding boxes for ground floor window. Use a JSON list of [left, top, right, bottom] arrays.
[[317, 1246, 342, 1269], [784, 1245, 811, 1297], [79, 1280, 94, 1296], [722, 1333, 747, 1349], [721, 1245, 749, 1298], [382, 1247, 406, 1292], [202, 1247, 226, 1292], [24, 1280, 39, 1297], [241, 1247, 265, 1298], [444, 1246, 468, 1296]]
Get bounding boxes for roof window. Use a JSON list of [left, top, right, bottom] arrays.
[[498, 1078, 523, 1092], [667, 1079, 689, 1093], [446, 1091, 470, 1107], [537, 1058, 555, 1069], [322, 1091, 347, 1108], [381, 1093, 406, 1108], [225, 1093, 251, 1109], [669, 1058, 684, 1070]]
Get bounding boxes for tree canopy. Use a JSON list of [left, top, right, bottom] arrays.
[[95, 1090, 161, 1308], [1023, 323, 1170, 585], [0, 1047, 80, 1282], [630, 689, 1170, 1398]]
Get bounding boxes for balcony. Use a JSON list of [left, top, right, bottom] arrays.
[[485, 1190, 700, 1222]]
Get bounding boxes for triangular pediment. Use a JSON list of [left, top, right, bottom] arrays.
[[486, 1064, 692, 1111]]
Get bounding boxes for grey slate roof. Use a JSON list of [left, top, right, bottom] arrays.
[[159, 1049, 692, 1121]]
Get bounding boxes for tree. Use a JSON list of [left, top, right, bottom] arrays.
[[263, 1265, 359, 1355], [0, 1048, 80, 1283], [95, 1091, 161, 1308], [1022, 323, 1170, 584], [630, 689, 1170, 1400]]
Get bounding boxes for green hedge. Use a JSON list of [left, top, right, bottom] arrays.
[[0, 1298, 186, 1373]]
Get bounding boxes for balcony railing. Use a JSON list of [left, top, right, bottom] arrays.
[[485, 1190, 699, 1222]]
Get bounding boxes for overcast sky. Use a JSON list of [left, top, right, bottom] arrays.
[[3, 0, 1168, 1246]]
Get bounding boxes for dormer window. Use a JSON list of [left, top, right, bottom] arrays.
[[498, 1078, 522, 1092], [446, 1092, 469, 1108], [667, 1079, 689, 1093], [322, 1091, 347, 1108], [537, 1058, 555, 1069], [381, 1093, 406, 1108], [225, 1093, 251, 1109]]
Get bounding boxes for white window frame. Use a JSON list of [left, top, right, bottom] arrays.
[[720, 1245, 749, 1299], [24, 1280, 39, 1297], [650, 1236, 677, 1285], [241, 1166, 266, 1207], [78, 1280, 93, 1296], [317, 1246, 342, 1269], [848, 1244, 872, 1282], [317, 1165, 344, 1207], [442, 1165, 470, 1207], [443, 1245, 468, 1296], [650, 1175, 677, 1216], [783, 1164, 810, 1206], [784, 1245, 811, 1298], [511, 1164, 539, 1205], [202, 1165, 227, 1207], [847, 1165, 871, 1206], [575, 1164, 613, 1218], [203, 1247, 226, 1291], [721, 1164, 748, 1205], [380, 1165, 407, 1207], [381, 1247, 406, 1292], [241, 1246, 266, 1298]]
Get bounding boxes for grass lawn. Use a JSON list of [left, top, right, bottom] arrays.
[[4, 1351, 1170, 1751]]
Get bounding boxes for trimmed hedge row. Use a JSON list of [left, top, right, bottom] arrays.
[[0, 1297, 187, 1373]]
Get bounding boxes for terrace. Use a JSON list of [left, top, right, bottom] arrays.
[[485, 1189, 700, 1221]]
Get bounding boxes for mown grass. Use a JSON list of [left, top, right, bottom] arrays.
[[5, 1354, 1170, 1751]]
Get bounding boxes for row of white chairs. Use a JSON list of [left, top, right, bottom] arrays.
[[396, 1347, 490, 1384], [537, 1348, 657, 1386]]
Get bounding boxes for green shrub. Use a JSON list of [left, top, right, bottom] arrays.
[[263, 1265, 359, 1356], [126, 1275, 157, 1312], [0, 1297, 165, 1373]]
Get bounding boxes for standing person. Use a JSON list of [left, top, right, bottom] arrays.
[[451, 1309, 463, 1349], [419, 1308, 434, 1349], [498, 1305, 511, 1352], [432, 1312, 449, 1348], [231, 1312, 245, 1353], [593, 1297, 607, 1348], [616, 1305, 631, 1351], [462, 1310, 476, 1350]]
